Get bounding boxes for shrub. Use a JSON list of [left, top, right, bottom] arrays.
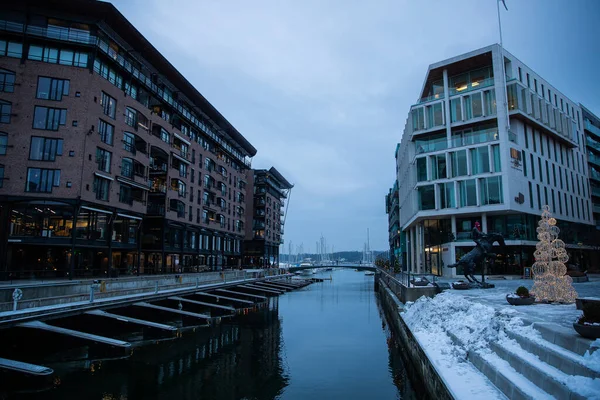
[[582, 302, 600, 324], [515, 286, 530, 297]]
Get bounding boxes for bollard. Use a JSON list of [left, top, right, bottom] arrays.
[[12, 288, 23, 311], [155, 281, 159, 294]]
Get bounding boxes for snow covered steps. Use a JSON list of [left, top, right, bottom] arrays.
[[448, 327, 599, 400], [505, 329, 599, 379]]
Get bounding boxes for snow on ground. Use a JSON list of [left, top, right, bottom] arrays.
[[402, 276, 600, 399]]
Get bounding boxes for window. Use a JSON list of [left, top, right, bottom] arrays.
[[450, 98, 462, 123], [100, 92, 116, 119], [96, 148, 112, 173], [459, 179, 477, 207], [416, 157, 427, 182], [93, 176, 110, 201], [529, 182, 533, 208], [418, 185, 435, 210], [538, 158, 543, 183], [470, 146, 490, 174], [0, 69, 15, 93], [0, 132, 6, 155], [98, 119, 114, 145], [121, 158, 133, 178], [33, 106, 66, 130], [28, 45, 88, 67], [0, 164, 3, 188], [480, 176, 503, 205], [412, 107, 425, 131], [125, 107, 137, 128], [29, 137, 63, 161], [426, 103, 443, 127], [530, 154, 535, 179], [492, 144, 501, 172], [522, 150, 527, 176], [0, 40, 22, 58], [36, 77, 70, 101], [123, 132, 135, 154], [450, 150, 467, 177], [430, 154, 446, 180], [483, 89, 496, 116], [0, 100, 12, 123], [26, 168, 60, 193], [518, 67, 522, 82], [440, 182, 455, 209]]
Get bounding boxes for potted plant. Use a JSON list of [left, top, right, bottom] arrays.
[[573, 303, 600, 339], [506, 286, 536, 305]]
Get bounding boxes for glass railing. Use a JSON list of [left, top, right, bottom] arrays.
[[591, 186, 600, 197], [590, 167, 600, 181], [587, 137, 600, 153], [416, 93, 445, 105], [449, 77, 494, 96], [415, 137, 448, 154], [585, 120, 600, 138], [588, 152, 600, 167]]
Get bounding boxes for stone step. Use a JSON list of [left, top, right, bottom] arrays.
[[505, 330, 599, 379], [533, 322, 595, 356], [447, 331, 552, 400], [490, 341, 588, 400]]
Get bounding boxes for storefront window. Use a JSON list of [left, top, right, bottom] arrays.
[[10, 203, 74, 238]]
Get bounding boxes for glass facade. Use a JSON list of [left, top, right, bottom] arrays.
[[418, 185, 435, 210], [480, 176, 503, 205], [458, 179, 477, 207]]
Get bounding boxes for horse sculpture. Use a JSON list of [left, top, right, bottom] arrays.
[[447, 231, 506, 284]]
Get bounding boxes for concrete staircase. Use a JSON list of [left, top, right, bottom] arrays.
[[449, 322, 599, 400]]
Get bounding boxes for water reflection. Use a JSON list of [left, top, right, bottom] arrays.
[[7, 270, 417, 399]]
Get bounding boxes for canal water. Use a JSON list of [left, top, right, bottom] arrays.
[[7, 269, 417, 399]]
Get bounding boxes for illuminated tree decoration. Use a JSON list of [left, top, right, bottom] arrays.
[[530, 205, 577, 303]]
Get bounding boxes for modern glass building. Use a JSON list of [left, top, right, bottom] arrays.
[[394, 44, 597, 277]]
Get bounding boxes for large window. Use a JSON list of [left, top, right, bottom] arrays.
[[426, 102, 444, 127], [0, 132, 6, 155], [484, 89, 496, 116], [28, 44, 88, 67], [29, 137, 63, 161], [93, 176, 110, 201], [480, 176, 503, 205], [36, 77, 70, 101], [418, 185, 435, 210], [492, 144, 501, 172], [0, 100, 12, 123], [26, 168, 61, 193], [98, 119, 114, 145], [470, 146, 490, 174], [0, 69, 15, 93], [121, 158, 133, 178], [450, 150, 467, 177], [123, 132, 135, 154], [440, 182, 455, 209], [33, 106, 66, 130], [459, 179, 477, 207], [450, 98, 462, 123], [416, 157, 427, 182], [430, 154, 447, 180], [412, 107, 425, 131], [125, 107, 137, 128], [0, 40, 23, 58], [96, 148, 112, 173], [101, 92, 116, 119]]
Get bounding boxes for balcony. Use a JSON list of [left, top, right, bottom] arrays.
[[588, 152, 600, 168], [253, 222, 265, 230], [150, 177, 167, 194], [591, 186, 600, 198], [590, 167, 600, 182], [587, 136, 600, 153], [585, 119, 600, 138]]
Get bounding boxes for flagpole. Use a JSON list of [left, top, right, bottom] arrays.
[[497, 0, 510, 136]]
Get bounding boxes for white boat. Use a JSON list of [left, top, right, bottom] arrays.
[[364, 271, 375, 276], [297, 262, 316, 276]]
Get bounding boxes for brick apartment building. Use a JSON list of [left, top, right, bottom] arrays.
[[0, 0, 291, 279]]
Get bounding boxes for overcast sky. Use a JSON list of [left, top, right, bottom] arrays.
[[111, 0, 600, 253]]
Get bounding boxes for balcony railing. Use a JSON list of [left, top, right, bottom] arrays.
[[588, 152, 600, 167], [147, 203, 165, 216], [585, 120, 600, 138], [587, 137, 600, 153], [416, 92, 445, 105], [448, 77, 495, 96], [591, 186, 600, 197]]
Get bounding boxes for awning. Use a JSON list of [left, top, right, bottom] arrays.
[[116, 176, 150, 191], [172, 152, 190, 164], [94, 172, 114, 181], [173, 132, 191, 146], [117, 213, 142, 221], [81, 205, 113, 214]]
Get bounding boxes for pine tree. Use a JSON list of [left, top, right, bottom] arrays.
[[530, 205, 578, 303]]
